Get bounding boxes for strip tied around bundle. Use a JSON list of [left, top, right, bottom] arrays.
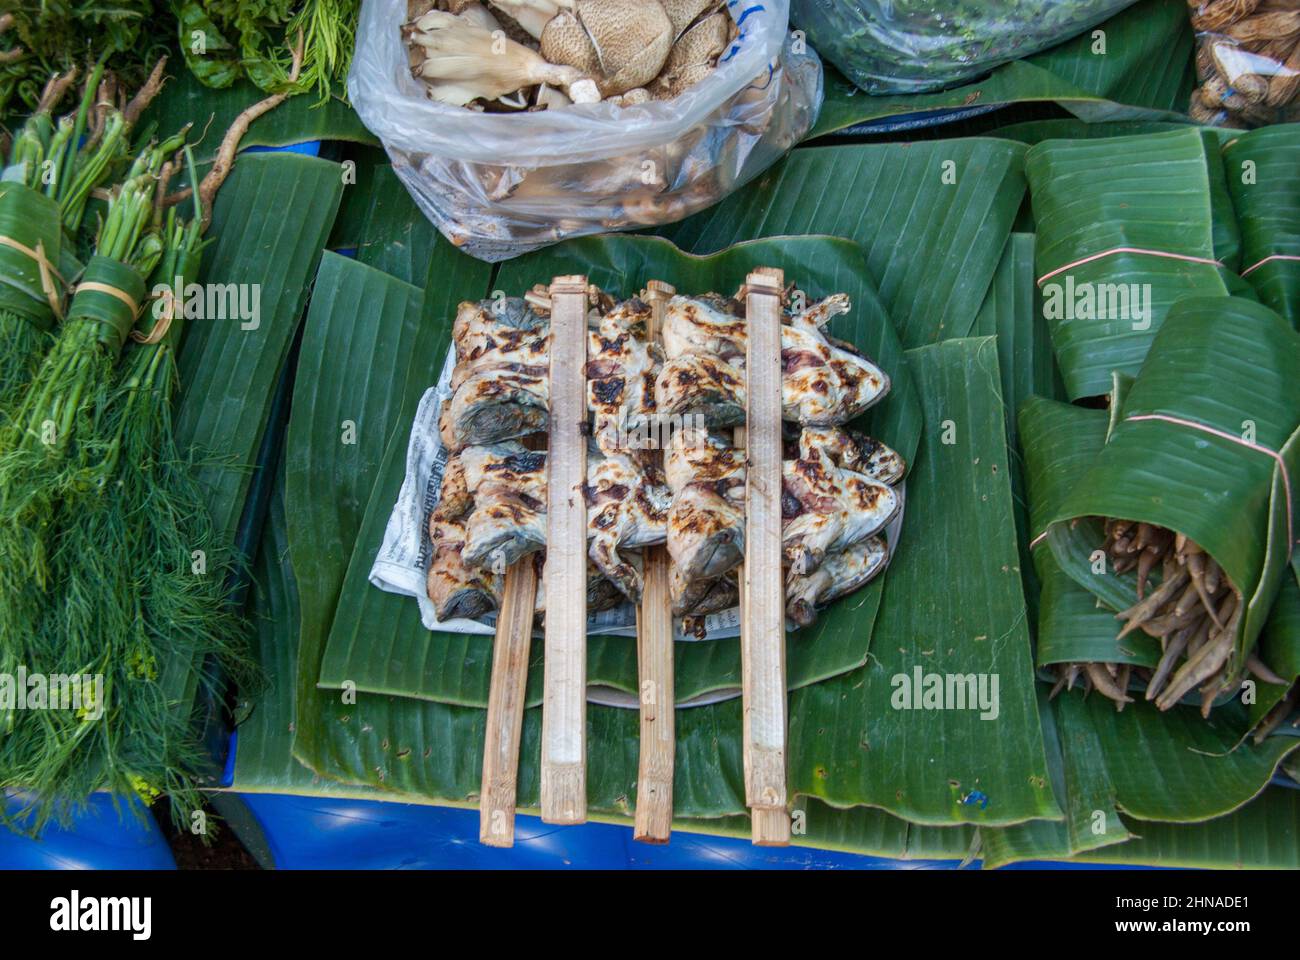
[[131, 288, 176, 345], [0, 234, 66, 324], [1035, 246, 1226, 287], [68, 255, 147, 352]]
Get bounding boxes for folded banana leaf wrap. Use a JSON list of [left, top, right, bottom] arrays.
[[71, 254, 148, 352], [0, 183, 67, 330], [1019, 296, 1300, 711], [1026, 128, 1249, 400], [1223, 124, 1300, 328]]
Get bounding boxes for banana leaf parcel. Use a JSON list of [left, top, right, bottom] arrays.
[[1020, 295, 1300, 716], [1025, 127, 1247, 399]]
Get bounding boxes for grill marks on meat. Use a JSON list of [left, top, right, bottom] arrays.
[[781, 296, 888, 424], [782, 427, 902, 575], [443, 298, 551, 450], [426, 457, 503, 622], [432, 441, 670, 607], [786, 536, 888, 627], [666, 425, 903, 622], [586, 298, 659, 451], [655, 293, 889, 429], [460, 443, 549, 573], [665, 427, 747, 615], [584, 443, 671, 601], [426, 286, 904, 629]]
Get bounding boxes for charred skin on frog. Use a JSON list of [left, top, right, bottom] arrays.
[[1050, 520, 1283, 717], [655, 292, 889, 429]]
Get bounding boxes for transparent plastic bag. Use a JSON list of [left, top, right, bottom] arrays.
[[1189, 1, 1300, 129], [790, 0, 1137, 95], [349, 0, 823, 262]]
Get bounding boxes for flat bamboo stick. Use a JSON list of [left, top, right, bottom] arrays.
[[478, 557, 539, 847], [540, 274, 590, 824], [742, 267, 791, 846], [634, 279, 676, 844]]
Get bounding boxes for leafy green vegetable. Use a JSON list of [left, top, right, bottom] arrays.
[[170, 0, 360, 101], [0, 2, 168, 116], [793, 0, 1140, 95]]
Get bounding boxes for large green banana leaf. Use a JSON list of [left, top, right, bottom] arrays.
[[659, 138, 1026, 350], [318, 234, 921, 707], [810, 0, 1194, 138], [139, 67, 375, 164], [971, 233, 1065, 632], [328, 157, 440, 286], [177, 153, 344, 542], [1025, 128, 1246, 399], [166, 152, 343, 720], [1222, 125, 1300, 327], [786, 337, 1061, 827], [1074, 786, 1300, 868]]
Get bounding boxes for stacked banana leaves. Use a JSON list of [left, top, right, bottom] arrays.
[[317, 234, 921, 707], [210, 125, 1300, 865]]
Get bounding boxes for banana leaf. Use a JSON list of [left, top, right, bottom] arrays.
[[165, 152, 344, 724], [659, 138, 1026, 350], [318, 233, 922, 707], [1028, 297, 1300, 688], [809, 0, 1194, 138], [1025, 127, 1245, 399], [786, 337, 1062, 827], [971, 233, 1065, 633], [1074, 786, 1300, 868], [138, 66, 375, 165], [993, 119, 1200, 145], [1222, 124, 1300, 328], [327, 156, 438, 286]]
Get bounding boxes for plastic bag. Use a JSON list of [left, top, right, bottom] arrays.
[[349, 0, 823, 262], [1189, 1, 1300, 128], [790, 0, 1137, 95]]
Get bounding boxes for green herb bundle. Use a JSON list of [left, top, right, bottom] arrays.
[[0, 60, 168, 411], [0, 142, 172, 651]]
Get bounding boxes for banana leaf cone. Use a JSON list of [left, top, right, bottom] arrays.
[[1223, 124, 1300, 328], [1025, 128, 1250, 401], [0, 183, 69, 409], [1018, 295, 1300, 718]]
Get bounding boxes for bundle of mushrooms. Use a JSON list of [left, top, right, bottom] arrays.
[[404, 0, 738, 109], [1050, 519, 1285, 718], [1188, 0, 1300, 127], [425, 282, 906, 633]]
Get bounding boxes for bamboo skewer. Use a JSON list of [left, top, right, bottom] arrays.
[[634, 279, 676, 844], [540, 274, 591, 824], [478, 557, 539, 847], [741, 267, 791, 846]]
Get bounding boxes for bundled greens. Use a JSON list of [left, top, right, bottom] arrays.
[[0, 128, 255, 831], [0, 59, 169, 409]]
